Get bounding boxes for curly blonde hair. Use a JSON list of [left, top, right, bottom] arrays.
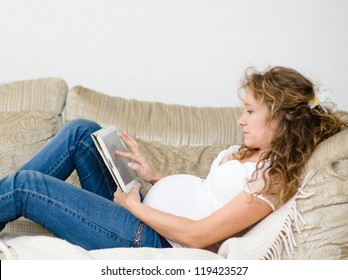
[[238, 66, 347, 208]]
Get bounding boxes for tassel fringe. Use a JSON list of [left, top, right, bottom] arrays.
[[263, 170, 316, 259]]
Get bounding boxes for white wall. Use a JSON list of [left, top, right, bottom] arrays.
[[1, 0, 347, 110]]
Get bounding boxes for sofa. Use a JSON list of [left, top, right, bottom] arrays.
[[0, 77, 347, 260]]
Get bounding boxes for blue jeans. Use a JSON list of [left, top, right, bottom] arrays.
[[0, 119, 170, 250]]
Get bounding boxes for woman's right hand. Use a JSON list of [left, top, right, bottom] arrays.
[[116, 132, 165, 184]]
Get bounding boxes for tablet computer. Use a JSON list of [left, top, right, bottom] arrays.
[[91, 125, 140, 193]]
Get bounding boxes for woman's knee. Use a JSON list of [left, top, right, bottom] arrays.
[[62, 119, 102, 139], [66, 119, 101, 132], [9, 170, 42, 190]]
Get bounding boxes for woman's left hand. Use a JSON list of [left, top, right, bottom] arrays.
[[113, 183, 142, 210]]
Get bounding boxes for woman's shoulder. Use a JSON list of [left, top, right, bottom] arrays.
[[211, 145, 241, 167], [222, 145, 241, 155]]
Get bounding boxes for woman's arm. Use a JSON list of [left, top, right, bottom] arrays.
[[114, 185, 273, 249], [116, 132, 165, 184]]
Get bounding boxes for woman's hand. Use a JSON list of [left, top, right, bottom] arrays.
[[113, 183, 141, 210], [115, 132, 165, 184]]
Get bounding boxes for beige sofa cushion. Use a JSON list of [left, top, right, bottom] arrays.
[[0, 77, 68, 114], [64, 86, 243, 146], [282, 128, 348, 259], [0, 111, 62, 239], [137, 139, 229, 195], [0, 77, 69, 175], [137, 139, 229, 178], [0, 111, 62, 177], [282, 158, 348, 259], [0, 77, 69, 240]]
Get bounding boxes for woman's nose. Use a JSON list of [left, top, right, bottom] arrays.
[[238, 115, 246, 126]]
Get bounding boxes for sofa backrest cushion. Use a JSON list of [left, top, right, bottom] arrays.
[[0, 77, 69, 178], [64, 86, 244, 146], [0, 77, 70, 239], [0, 111, 61, 178], [283, 127, 348, 259], [135, 139, 230, 195], [0, 77, 68, 115]]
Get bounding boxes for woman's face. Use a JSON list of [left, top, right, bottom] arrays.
[[238, 90, 278, 151]]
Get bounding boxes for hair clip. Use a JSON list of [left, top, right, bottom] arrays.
[[308, 83, 337, 112]]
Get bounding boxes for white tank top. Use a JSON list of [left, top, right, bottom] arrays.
[[143, 145, 274, 247]]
